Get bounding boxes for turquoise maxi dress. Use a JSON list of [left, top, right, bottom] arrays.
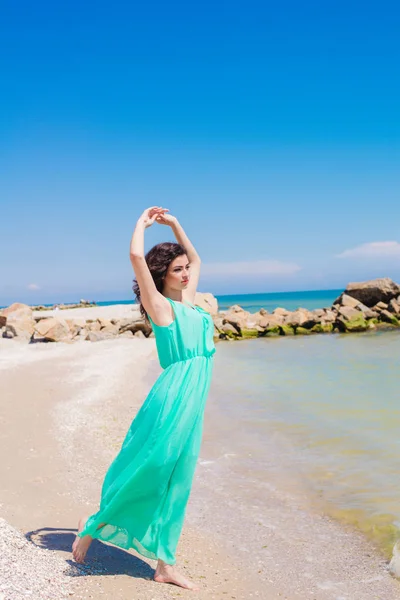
[[77, 297, 216, 565]]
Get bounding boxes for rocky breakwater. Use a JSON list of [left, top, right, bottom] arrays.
[[1, 280, 399, 344], [31, 298, 96, 311], [215, 278, 400, 340]]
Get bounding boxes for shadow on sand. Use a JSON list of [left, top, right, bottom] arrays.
[[25, 526, 155, 581]]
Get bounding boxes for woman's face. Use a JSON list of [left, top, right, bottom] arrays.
[[165, 255, 190, 290]]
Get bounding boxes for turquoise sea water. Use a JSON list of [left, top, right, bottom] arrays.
[[9, 288, 342, 313], [207, 330, 400, 556], [215, 289, 343, 312], [95, 288, 343, 312]]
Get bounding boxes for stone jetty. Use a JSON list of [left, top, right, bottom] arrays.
[[1, 278, 399, 344]]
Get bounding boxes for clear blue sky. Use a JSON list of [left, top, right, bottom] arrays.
[[1, 1, 399, 305]]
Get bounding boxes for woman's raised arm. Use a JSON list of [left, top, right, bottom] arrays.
[[155, 212, 201, 303], [129, 206, 167, 315]]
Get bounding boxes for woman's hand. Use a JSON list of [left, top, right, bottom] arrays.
[[155, 211, 177, 227], [139, 206, 168, 229]]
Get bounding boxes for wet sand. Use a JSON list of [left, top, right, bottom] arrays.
[[0, 336, 399, 599]]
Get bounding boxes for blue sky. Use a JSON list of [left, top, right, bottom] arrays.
[[1, 1, 399, 305]]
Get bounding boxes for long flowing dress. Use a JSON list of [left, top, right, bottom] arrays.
[[76, 297, 216, 565]]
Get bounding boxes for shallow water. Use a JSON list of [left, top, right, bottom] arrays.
[[202, 330, 400, 556]]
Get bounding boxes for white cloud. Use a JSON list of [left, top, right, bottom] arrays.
[[336, 241, 400, 259], [27, 283, 41, 290], [201, 260, 302, 277]]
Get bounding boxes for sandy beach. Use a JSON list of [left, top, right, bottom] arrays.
[[1, 335, 400, 599]]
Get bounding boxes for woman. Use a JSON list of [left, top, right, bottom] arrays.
[[72, 206, 216, 591]]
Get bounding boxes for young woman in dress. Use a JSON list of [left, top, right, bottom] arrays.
[[72, 206, 216, 591]]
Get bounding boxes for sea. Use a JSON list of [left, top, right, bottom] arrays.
[[94, 288, 343, 314], [6, 288, 400, 555], [199, 330, 400, 561]]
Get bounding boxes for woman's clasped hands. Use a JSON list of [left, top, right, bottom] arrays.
[[139, 206, 177, 228]]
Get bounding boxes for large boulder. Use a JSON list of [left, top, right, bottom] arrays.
[[334, 278, 400, 308], [220, 322, 241, 338], [0, 303, 35, 341], [284, 309, 317, 329], [194, 292, 218, 315], [117, 315, 152, 336], [341, 315, 368, 332], [259, 314, 284, 328], [222, 306, 260, 333], [34, 317, 70, 342], [85, 331, 116, 342], [337, 306, 361, 321]]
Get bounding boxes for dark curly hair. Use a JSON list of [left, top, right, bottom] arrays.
[[132, 242, 187, 322]]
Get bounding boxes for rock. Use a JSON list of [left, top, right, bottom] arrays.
[[77, 327, 88, 339], [0, 314, 6, 328], [119, 316, 152, 336], [222, 316, 242, 333], [221, 322, 239, 337], [338, 306, 361, 320], [323, 309, 337, 322], [356, 303, 379, 319], [119, 330, 135, 338], [264, 327, 281, 337], [0, 303, 35, 341], [334, 278, 400, 307], [87, 321, 101, 332], [380, 310, 399, 326], [97, 317, 113, 329], [284, 310, 317, 329], [85, 331, 115, 342], [241, 328, 259, 338], [194, 292, 218, 315], [338, 314, 368, 332], [222, 310, 260, 333], [34, 317, 70, 342], [212, 316, 225, 330], [227, 304, 245, 313], [375, 301, 389, 311], [64, 318, 86, 339], [99, 323, 119, 335], [259, 308, 269, 315], [273, 307, 289, 317], [259, 314, 284, 328], [251, 311, 270, 326], [388, 299, 400, 315], [296, 327, 313, 335], [0, 302, 32, 318], [65, 318, 86, 329], [341, 294, 362, 308], [311, 323, 333, 333], [2, 327, 16, 339], [280, 325, 295, 336]]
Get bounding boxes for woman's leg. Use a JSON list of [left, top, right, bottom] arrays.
[[154, 558, 200, 590], [72, 516, 106, 563]]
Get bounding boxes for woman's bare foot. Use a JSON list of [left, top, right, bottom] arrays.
[[72, 515, 94, 563], [154, 560, 200, 590]]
